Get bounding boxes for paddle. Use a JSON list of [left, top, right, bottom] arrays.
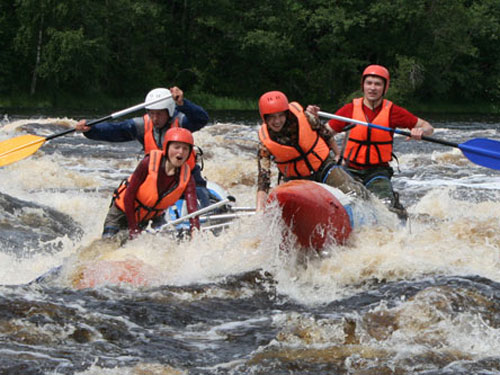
[[200, 222, 234, 232], [0, 94, 171, 167], [318, 111, 500, 170], [202, 212, 255, 221], [229, 206, 256, 212], [161, 197, 235, 229]]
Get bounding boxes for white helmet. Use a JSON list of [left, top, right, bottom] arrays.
[[145, 88, 175, 116]]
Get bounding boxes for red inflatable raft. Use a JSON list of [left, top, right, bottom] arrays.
[[73, 259, 157, 289], [267, 180, 353, 250]]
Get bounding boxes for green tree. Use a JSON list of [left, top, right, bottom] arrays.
[[0, 1, 18, 95], [2, 0, 500, 109], [13, 0, 108, 96]]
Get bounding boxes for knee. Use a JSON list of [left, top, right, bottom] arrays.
[[365, 176, 393, 201], [196, 186, 211, 208]]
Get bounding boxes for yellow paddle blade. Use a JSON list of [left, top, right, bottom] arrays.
[[0, 134, 47, 167]]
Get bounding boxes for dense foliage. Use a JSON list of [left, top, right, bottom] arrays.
[[1, 0, 499, 109]]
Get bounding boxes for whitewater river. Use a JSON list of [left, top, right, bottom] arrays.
[[0, 110, 499, 375]]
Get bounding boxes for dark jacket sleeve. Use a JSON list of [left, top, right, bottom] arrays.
[[176, 99, 210, 132], [82, 118, 140, 142], [184, 175, 201, 231]]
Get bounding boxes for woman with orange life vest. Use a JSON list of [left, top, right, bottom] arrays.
[[256, 91, 370, 211], [102, 127, 200, 239], [322, 64, 434, 216], [75, 86, 211, 208]]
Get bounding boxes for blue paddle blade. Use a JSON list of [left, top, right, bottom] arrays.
[[458, 138, 500, 170]]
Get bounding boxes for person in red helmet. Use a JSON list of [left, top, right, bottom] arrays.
[[102, 127, 200, 239], [256, 91, 369, 211], [316, 64, 434, 219]]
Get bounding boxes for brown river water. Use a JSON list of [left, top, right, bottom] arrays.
[[0, 111, 499, 374]]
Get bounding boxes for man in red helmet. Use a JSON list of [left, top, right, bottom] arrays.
[[102, 127, 200, 239], [323, 64, 434, 218], [256, 91, 369, 211]]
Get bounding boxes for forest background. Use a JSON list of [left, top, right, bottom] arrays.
[[1, 0, 499, 113]]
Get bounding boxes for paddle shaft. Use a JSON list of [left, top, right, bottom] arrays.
[[164, 198, 233, 228], [45, 94, 173, 141], [318, 111, 459, 148], [201, 222, 233, 232], [201, 212, 255, 221], [228, 206, 256, 212]]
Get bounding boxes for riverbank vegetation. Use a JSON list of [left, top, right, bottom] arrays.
[[1, 0, 499, 113]]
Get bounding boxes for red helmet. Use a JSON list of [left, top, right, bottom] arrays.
[[361, 65, 390, 94], [258, 91, 289, 120], [164, 127, 194, 148]]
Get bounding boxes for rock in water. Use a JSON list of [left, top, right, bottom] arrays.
[[0, 192, 83, 256]]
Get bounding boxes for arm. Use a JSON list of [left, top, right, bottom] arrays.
[[326, 137, 340, 161], [256, 143, 272, 212], [305, 107, 340, 158], [390, 105, 434, 140], [123, 157, 149, 237], [256, 190, 268, 213], [75, 118, 140, 142], [170, 86, 209, 132], [410, 118, 434, 140], [177, 99, 210, 132], [327, 103, 354, 133], [184, 175, 201, 231]]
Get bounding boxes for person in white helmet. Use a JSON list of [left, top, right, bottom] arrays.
[[75, 86, 211, 206]]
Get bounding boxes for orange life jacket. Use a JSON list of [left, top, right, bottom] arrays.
[[143, 115, 196, 170], [344, 98, 394, 167], [114, 150, 191, 223], [258, 102, 331, 178]]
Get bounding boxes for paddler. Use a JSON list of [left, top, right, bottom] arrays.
[[102, 127, 200, 239], [75, 86, 211, 207], [256, 90, 370, 212], [315, 65, 434, 218]]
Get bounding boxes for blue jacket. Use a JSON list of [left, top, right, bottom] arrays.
[[82, 99, 209, 145]]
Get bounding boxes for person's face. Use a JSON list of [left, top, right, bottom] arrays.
[[265, 111, 287, 132], [147, 109, 169, 128], [363, 76, 385, 101], [167, 141, 190, 167]]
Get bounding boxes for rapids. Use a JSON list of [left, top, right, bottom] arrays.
[[0, 111, 499, 374]]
